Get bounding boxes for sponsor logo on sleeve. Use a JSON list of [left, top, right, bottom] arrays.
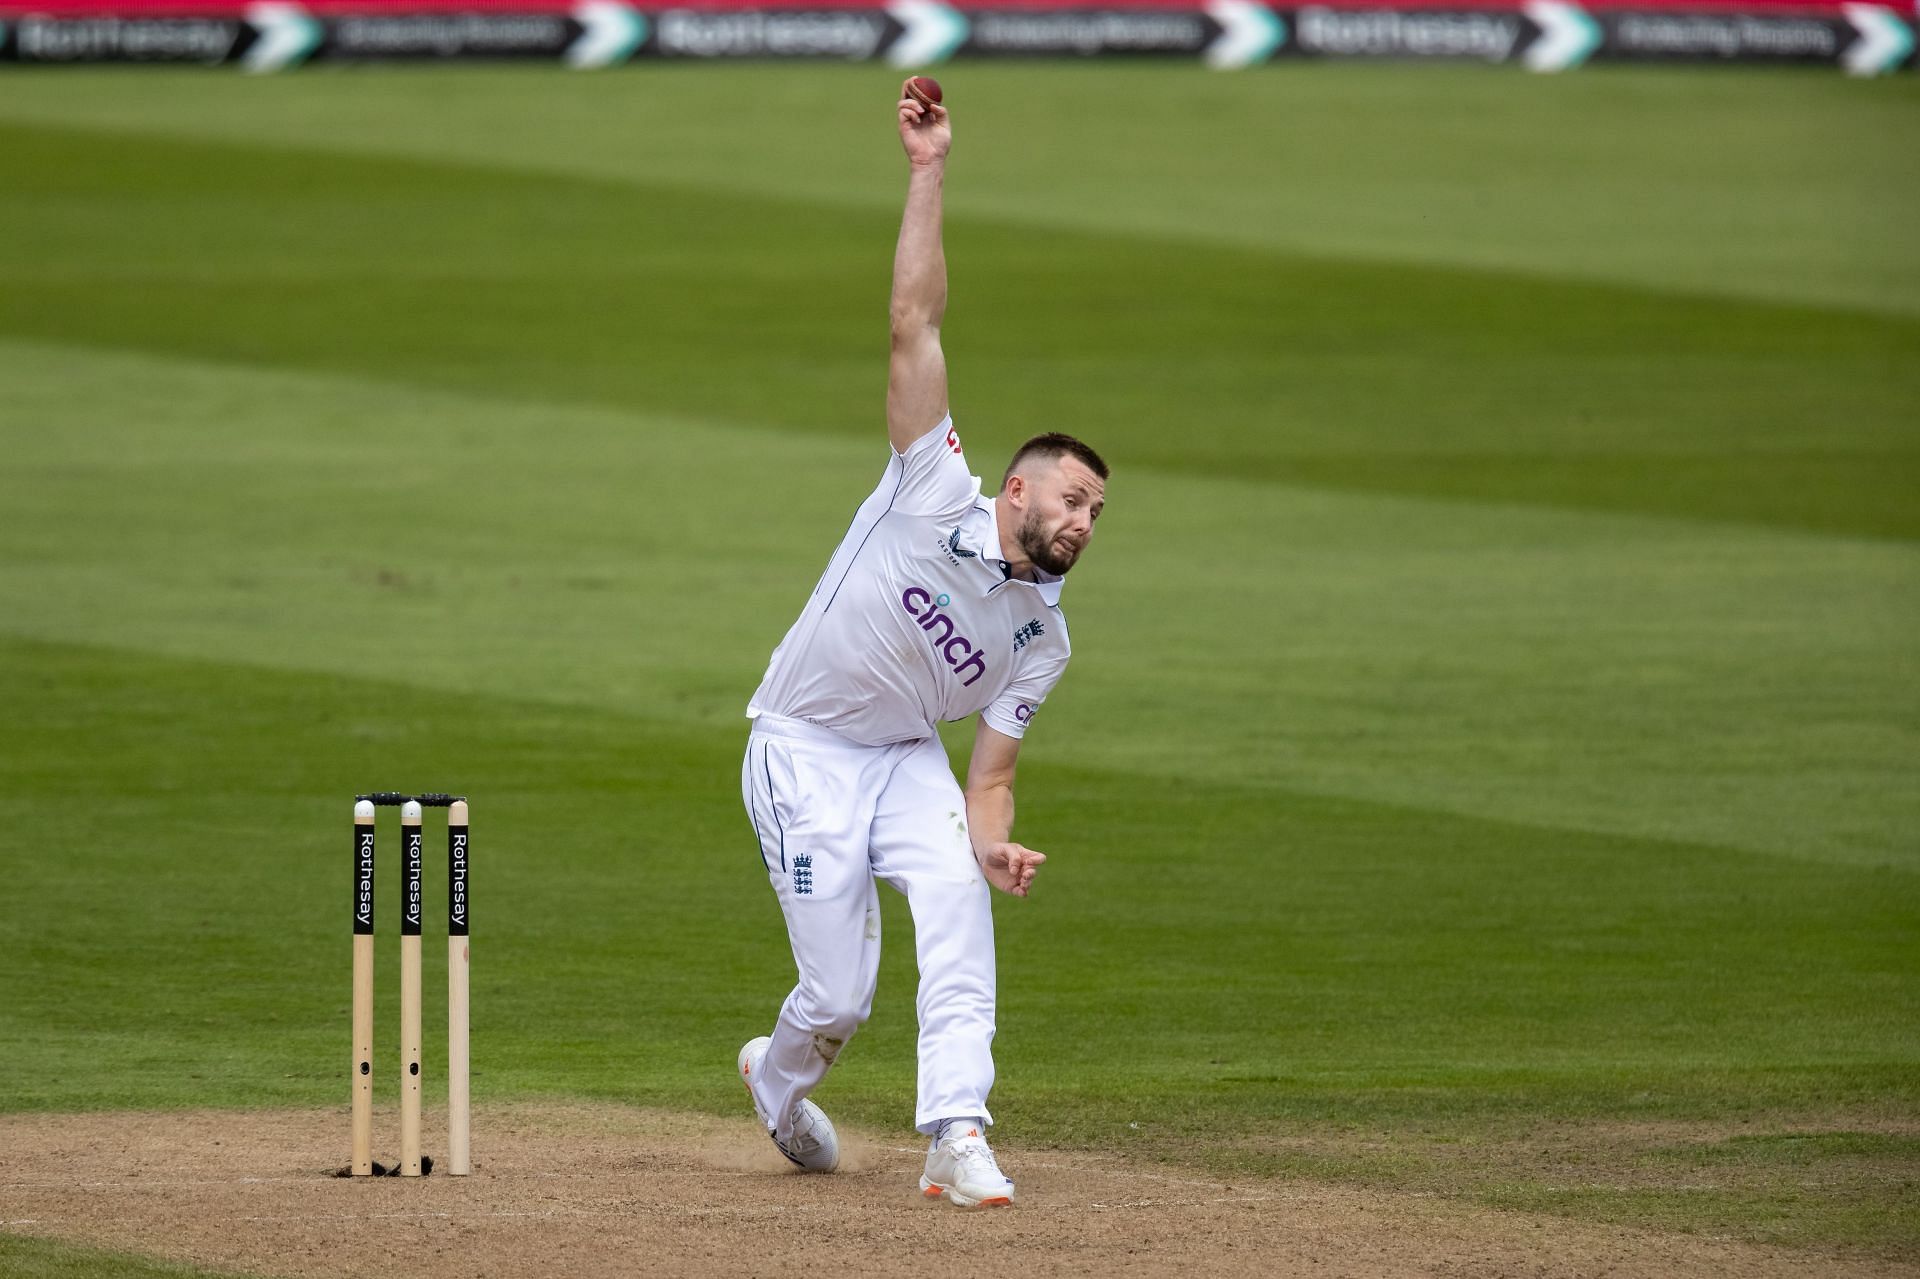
[[1013, 703, 1037, 725], [945, 424, 963, 455], [901, 586, 988, 687]]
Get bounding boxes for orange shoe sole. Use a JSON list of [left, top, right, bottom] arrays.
[[922, 1184, 1012, 1208]]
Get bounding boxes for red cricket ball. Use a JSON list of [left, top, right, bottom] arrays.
[[906, 76, 943, 109]]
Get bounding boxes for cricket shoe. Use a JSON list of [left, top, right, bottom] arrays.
[[736, 1036, 840, 1173], [920, 1127, 1015, 1208]]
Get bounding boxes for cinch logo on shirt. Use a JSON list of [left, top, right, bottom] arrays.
[[901, 586, 987, 687]]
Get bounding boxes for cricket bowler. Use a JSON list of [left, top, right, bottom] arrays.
[[735, 79, 1110, 1208]]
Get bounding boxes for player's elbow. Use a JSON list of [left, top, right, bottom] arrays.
[[964, 775, 1016, 805], [889, 300, 944, 346]]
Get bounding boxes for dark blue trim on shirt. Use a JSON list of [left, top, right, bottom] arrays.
[[811, 506, 867, 598], [821, 465, 904, 615]]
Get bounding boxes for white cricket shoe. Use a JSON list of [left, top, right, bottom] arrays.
[[736, 1036, 840, 1173], [921, 1127, 1015, 1208]]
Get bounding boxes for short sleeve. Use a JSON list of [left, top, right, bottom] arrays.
[[981, 649, 1069, 740], [892, 415, 981, 523]]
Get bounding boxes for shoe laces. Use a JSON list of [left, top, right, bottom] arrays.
[[948, 1134, 1006, 1184], [786, 1107, 824, 1154]]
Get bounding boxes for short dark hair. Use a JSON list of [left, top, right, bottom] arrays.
[[1001, 433, 1110, 490]]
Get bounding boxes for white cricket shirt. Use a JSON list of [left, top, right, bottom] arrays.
[[747, 416, 1072, 746]]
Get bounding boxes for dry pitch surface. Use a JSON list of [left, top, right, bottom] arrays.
[[4, 1103, 1914, 1278]]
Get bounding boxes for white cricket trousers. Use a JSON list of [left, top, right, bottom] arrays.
[[742, 713, 997, 1140]]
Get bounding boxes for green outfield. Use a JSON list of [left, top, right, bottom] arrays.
[[1, 64, 1916, 1265]]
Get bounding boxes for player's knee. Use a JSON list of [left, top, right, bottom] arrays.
[[796, 984, 869, 1039], [922, 984, 994, 1029], [816, 997, 870, 1038]]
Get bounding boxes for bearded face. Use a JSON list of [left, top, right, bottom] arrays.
[[1017, 504, 1082, 576], [1007, 455, 1104, 576]]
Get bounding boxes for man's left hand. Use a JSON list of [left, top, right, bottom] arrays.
[[978, 842, 1045, 897]]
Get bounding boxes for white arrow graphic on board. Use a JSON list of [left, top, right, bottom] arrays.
[[887, 0, 969, 67], [1523, 0, 1600, 71], [1841, 3, 1913, 75], [243, 2, 320, 72], [1204, 0, 1285, 69], [569, 2, 645, 68]]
